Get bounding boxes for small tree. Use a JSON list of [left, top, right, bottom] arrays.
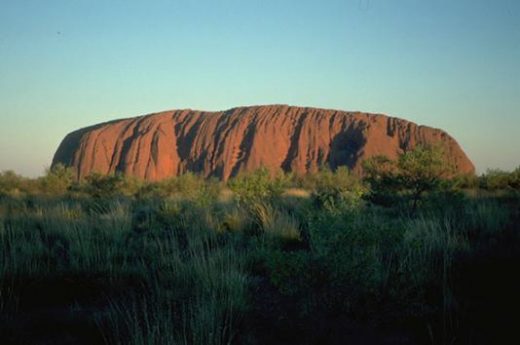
[[362, 155, 400, 207], [398, 145, 451, 211], [363, 145, 453, 211]]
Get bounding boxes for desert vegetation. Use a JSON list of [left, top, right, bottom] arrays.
[[0, 148, 519, 344]]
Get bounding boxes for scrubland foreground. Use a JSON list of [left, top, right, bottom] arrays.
[[1, 152, 519, 344]]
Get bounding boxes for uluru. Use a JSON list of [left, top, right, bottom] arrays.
[[52, 105, 475, 180]]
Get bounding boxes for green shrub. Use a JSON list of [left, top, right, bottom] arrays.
[[78, 173, 127, 198], [0, 170, 27, 197], [479, 167, 520, 191], [510, 167, 520, 190], [37, 164, 75, 195], [309, 166, 366, 211], [138, 172, 221, 206], [363, 145, 456, 212], [228, 167, 286, 204]]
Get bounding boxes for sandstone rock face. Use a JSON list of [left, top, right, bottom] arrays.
[[52, 105, 475, 180]]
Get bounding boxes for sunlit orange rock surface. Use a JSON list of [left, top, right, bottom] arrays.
[[52, 105, 475, 180]]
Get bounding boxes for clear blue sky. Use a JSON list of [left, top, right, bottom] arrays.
[[0, 0, 518, 176]]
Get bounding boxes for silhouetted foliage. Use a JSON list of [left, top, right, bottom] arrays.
[[363, 145, 455, 211]]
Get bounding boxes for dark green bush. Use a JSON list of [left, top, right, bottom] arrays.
[[363, 145, 459, 212]]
